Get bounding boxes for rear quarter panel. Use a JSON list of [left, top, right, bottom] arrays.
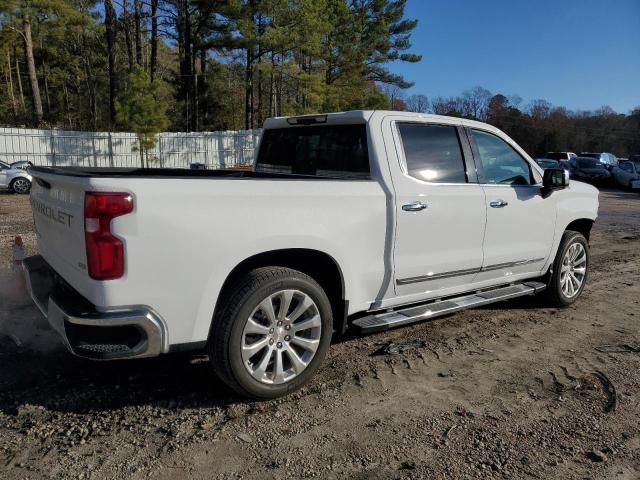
[[80, 177, 387, 345]]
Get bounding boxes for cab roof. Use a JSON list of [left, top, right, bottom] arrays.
[[263, 110, 503, 135]]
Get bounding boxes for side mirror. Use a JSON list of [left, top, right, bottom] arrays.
[[542, 168, 569, 197]]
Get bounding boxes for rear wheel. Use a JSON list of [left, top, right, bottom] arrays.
[[10, 177, 31, 194], [209, 267, 333, 399], [547, 231, 589, 307]]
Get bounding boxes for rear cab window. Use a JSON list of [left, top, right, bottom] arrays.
[[255, 124, 370, 179], [578, 158, 599, 168]]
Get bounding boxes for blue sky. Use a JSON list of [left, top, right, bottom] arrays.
[[394, 0, 640, 113]]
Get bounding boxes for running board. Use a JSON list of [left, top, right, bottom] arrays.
[[352, 281, 547, 334]]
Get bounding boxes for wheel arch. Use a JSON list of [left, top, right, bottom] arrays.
[[9, 174, 32, 192], [212, 248, 348, 335], [565, 218, 594, 242], [544, 217, 595, 281]]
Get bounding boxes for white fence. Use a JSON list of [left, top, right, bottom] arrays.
[[0, 127, 262, 169]]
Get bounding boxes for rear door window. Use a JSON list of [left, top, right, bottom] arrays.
[[255, 124, 369, 179], [397, 123, 467, 183]]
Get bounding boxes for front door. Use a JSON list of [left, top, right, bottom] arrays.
[[390, 121, 487, 299], [468, 128, 556, 282]]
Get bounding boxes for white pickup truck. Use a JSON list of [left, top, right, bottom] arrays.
[[23, 111, 598, 399]]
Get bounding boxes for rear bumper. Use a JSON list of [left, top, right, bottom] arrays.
[[23, 255, 168, 360]]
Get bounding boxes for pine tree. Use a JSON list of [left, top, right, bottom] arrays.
[[115, 66, 170, 167]]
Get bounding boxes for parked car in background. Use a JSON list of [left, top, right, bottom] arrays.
[[580, 152, 617, 167], [544, 152, 577, 162], [0, 160, 32, 194], [10, 160, 34, 170], [569, 157, 611, 186], [612, 159, 640, 190], [535, 158, 561, 169], [537, 158, 572, 176]]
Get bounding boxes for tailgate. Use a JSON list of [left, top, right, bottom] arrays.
[[30, 172, 87, 279]]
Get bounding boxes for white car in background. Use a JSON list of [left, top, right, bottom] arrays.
[[544, 152, 577, 162], [0, 160, 32, 194]]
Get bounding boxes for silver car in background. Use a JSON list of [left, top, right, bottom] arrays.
[[10, 160, 34, 171], [612, 159, 640, 190], [0, 160, 32, 194]]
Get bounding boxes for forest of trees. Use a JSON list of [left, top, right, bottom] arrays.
[[0, 0, 421, 132], [399, 87, 640, 157], [0, 1, 638, 157]]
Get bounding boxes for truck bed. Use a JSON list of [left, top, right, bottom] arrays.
[[29, 166, 361, 181]]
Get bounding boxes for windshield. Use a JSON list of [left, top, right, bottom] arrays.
[[578, 158, 600, 168], [256, 124, 370, 179], [0, 161, 10, 169]]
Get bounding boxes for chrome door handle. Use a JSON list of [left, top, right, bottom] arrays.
[[489, 199, 508, 208], [402, 201, 428, 212]]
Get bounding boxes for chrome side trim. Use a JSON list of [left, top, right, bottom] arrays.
[[396, 267, 481, 285], [396, 257, 545, 285], [481, 257, 545, 272]]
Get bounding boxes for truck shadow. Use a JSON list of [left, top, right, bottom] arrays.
[[0, 302, 241, 415], [0, 281, 562, 417], [0, 338, 240, 415]]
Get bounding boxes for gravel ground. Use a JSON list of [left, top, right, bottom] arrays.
[[1, 188, 639, 479]]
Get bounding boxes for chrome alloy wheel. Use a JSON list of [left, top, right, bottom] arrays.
[[12, 178, 30, 194], [241, 289, 322, 385], [560, 242, 587, 298]]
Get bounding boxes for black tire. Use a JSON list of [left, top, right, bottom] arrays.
[[546, 231, 589, 307], [208, 267, 333, 399], [9, 177, 31, 194]]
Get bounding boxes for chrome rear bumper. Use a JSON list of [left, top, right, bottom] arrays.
[[23, 255, 168, 360]]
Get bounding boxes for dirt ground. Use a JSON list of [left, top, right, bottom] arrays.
[[1, 188, 639, 480]]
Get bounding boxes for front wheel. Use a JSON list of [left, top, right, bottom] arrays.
[[10, 177, 31, 194], [547, 231, 589, 307], [208, 267, 333, 399]]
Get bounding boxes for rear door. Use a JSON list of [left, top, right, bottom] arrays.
[[467, 128, 556, 282], [388, 119, 487, 298]]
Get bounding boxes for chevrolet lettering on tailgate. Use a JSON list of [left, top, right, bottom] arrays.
[[31, 198, 74, 228]]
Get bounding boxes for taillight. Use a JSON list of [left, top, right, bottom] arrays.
[[84, 192, 134, 280]]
